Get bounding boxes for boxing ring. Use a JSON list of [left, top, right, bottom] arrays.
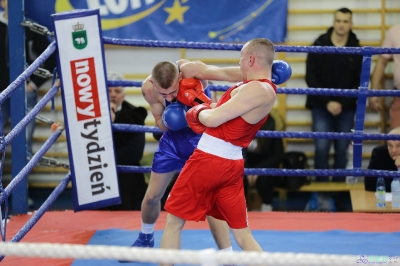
[[1, 9, 400, 266]]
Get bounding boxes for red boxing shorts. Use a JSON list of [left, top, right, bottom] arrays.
[[165, 134, 248, 229]]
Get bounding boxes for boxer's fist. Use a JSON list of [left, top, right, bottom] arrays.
[[186, 103, 211, 134], [271, 60, 292, 85], [177, 78, 212, 107], [162, 102, 188, 131]]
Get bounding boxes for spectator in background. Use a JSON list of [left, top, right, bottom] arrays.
[[305, 7, 363, 211], [102, 71, 148, 210], [364, 127, 400, 192], [0, 0, 56, 155], [243, 112, 284, 212], [369, 24, 400, 128]]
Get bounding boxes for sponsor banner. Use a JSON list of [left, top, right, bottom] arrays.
[[52, 9, 120, 211], [28, 0, 288, 43]]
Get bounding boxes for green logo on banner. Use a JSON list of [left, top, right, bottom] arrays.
[[72, 22, 87, 50]]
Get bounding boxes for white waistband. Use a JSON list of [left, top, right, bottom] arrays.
[[197, 133, 243, 160]]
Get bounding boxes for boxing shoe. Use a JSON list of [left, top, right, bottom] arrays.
[[119, 232, 154, 263], [132, 232, 155, 248]]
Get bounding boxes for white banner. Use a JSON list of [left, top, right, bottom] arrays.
[[52, 9, 120, 211]]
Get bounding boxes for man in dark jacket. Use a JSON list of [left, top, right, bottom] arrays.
[[103, 71, 148, 210], [305, 7, 363, 182], [364, 127, 400, 192], [304, 8, 363, 212]]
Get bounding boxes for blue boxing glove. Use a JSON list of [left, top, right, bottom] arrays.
[[162, 102, 188, 131], [271, 60, 292, 85]]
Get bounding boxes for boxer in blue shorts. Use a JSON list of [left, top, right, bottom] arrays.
[[124, 59, 245, 256], [151, 110, 200, 174]]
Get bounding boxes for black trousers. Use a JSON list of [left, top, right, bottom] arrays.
[[244, 175, 277, 205]]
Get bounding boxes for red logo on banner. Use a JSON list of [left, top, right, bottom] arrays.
[[70, 58, 102, 121]]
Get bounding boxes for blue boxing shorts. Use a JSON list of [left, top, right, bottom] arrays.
[[152, 86, 211, 173], [152, 126, 200, 173]]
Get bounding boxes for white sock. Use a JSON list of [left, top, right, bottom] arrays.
[[141, 222, 155, 234], [220, 246, 233, 252], [220, 247, 234, 266]]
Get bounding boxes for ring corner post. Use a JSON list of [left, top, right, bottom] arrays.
[[8, 0, 28, 214], [353, 47, 373, 170]]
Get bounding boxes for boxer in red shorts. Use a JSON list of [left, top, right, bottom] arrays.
[[160, 38, 290, 263], [165, 78, 274, 229]]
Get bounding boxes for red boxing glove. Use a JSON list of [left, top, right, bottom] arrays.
[[177, 78, 212, 107], [186, 103, 211, 134]]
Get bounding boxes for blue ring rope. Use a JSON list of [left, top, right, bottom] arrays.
[[1, 36, 400, 258], [108, 80, 400, 97]]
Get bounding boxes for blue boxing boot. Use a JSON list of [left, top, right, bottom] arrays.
[[119, 232, 154, 263], [132, 232, 154, 248]]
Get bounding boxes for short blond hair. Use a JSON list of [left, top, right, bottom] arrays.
[[246, 38, 275, 67], [151, 61, 179, 89]]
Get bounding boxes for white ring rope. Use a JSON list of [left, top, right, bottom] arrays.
[[0, 241, 360, 265]]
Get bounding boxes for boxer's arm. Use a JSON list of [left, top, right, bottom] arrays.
[[142, 77, 168, 132], [151, 103, 168, 132], [186, 103, 211, 134], [180, 61, 243, 83], [177, 59, 208, 90], [199, 82, 276, 127], [369, 56, 389, 111]]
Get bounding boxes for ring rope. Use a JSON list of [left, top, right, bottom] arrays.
[[103, 37, 400, 55], [0, 42, 56, 105], [109, 80, 400, 97], [112, 123, 400, 141], [116, 165, 400, 178], [0, 84, 60, 151], [8, 174, 71, 242], [0, 173, 71, 262], [0, 21, 399, 264], [0, 127, 62, 205], [0, 241, 360, 266]]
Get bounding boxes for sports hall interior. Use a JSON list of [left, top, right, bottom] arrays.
[[3, 0, 400, 212]]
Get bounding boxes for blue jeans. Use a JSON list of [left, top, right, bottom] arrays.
[[311, 106, 356, 181]]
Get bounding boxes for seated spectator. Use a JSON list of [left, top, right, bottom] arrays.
[[243, 111, 285, 211], [364, 127, 400, 192], [102, 71, 148, 210]]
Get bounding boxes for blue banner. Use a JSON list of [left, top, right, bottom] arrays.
[[25, 0, 288, 43]]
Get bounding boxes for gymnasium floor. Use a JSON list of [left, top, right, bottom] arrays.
[[1, 188, 399, 265], [3, 211, 400, 265]]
